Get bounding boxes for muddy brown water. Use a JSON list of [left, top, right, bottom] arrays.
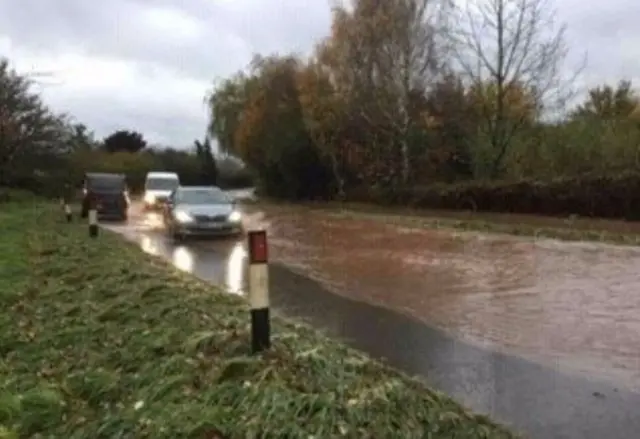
[[249, 203, 640, 390]]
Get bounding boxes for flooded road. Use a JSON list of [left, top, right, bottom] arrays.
[[103, 198, 640, 439], [265, 205, 640, 389]]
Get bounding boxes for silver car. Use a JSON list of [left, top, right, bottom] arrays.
[[162, 186, 244, 240]]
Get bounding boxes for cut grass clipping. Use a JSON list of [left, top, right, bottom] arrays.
[[0, 200, 518, 438]]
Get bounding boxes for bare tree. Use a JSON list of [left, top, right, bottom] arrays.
[[452, 0, 583, 177]]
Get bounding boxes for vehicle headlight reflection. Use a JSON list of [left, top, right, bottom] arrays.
[[144, 212, 163, 229], [174, 210, 193, 223], [172, 246, 194, 272], [140, 236, 160, 256], [225, 242, 246, 295], [144, 192, 155, 204], [228, 210, 242, 223]]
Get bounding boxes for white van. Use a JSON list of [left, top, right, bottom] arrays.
[[143, 171, 180, 209]]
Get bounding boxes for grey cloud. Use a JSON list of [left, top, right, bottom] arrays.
[[555, 0, 640, 82], [0, 0, 331, 145], [0, 0, 638, 146], [52, 88, 207, 147], [0, 0, 331, 81]]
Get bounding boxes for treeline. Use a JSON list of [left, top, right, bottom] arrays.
[[0, 59, 252, 198], [206, 0, 640, 218], [65, 131, 252, 193]]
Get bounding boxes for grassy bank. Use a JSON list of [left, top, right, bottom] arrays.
[[0, 198, 518, 438]]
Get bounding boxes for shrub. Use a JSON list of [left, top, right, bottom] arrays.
[[356, 171, 640, 220]]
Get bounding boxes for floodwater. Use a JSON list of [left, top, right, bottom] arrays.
[[102, 195, 640, 439], [261, 204, 640, 390]]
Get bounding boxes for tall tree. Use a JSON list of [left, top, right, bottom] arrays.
[[423, 74, 475, 180], [326, 0, 451, 183], [194, 136, 218, 185], [230, 55, 332, 199], [0, 58, 68, 182], [452, 0, 579, 177], [102, 130, 147, 153], [206, 74, 256, 156], [67, 122, 97, 151], [297, 60, 349, 198]]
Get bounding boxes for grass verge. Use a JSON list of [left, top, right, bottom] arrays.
[[293, 201, 640, 246], [0, 199, 518, 438]]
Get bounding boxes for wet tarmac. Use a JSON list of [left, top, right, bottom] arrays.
[[102, 197, 640, 439]]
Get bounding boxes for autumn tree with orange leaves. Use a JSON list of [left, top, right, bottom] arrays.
[[318, 0, 452, 184], [296, 59, 350, 198], [221, 55, 334, 199], [205, 0, 640, 203]]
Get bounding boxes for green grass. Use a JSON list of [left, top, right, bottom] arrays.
[[0, 198, 519, 438]]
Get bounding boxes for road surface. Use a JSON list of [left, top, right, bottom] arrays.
[[102, 197, 640, 439]]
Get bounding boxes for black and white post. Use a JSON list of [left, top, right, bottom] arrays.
[[63, 200, 72, 222], [248, 230, 270, 353], [88, 199, 98, 237]]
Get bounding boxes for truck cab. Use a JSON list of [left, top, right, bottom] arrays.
[[143, 171, 180, 210], [81, 172, 129, 221]]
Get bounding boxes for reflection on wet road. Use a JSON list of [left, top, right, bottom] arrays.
[[114, 210, 247, 296], [103, 199, 640, 439]]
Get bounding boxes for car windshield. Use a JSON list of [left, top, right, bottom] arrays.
[[178, 189, 229, 205], [87, 175, 125, 192], [146, 178, 179, 190]]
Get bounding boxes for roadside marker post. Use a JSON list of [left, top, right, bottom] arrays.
[[64, 202, 72, 222], [62, 184, 73, 222], [88, 197, 98, 238], [248, 230, 270, 354]]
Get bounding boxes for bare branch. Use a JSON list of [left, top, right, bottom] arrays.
[[450, 0, 583, 176]]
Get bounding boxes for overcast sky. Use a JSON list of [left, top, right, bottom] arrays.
[[0, 0, 637, 148]]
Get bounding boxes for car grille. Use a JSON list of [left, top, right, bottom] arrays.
[[194, 214, 227, 222], [96, 195, 122, 210]]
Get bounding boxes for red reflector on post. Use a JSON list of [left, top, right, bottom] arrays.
[[248, 230, 268, 264]]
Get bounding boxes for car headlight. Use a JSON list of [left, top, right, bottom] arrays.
[[228, 211, 242, 222], [144, 192, 155, 204], [174, 210, 193, 223]]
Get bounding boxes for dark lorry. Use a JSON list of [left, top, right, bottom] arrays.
[[81, 173, 129, 221]]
